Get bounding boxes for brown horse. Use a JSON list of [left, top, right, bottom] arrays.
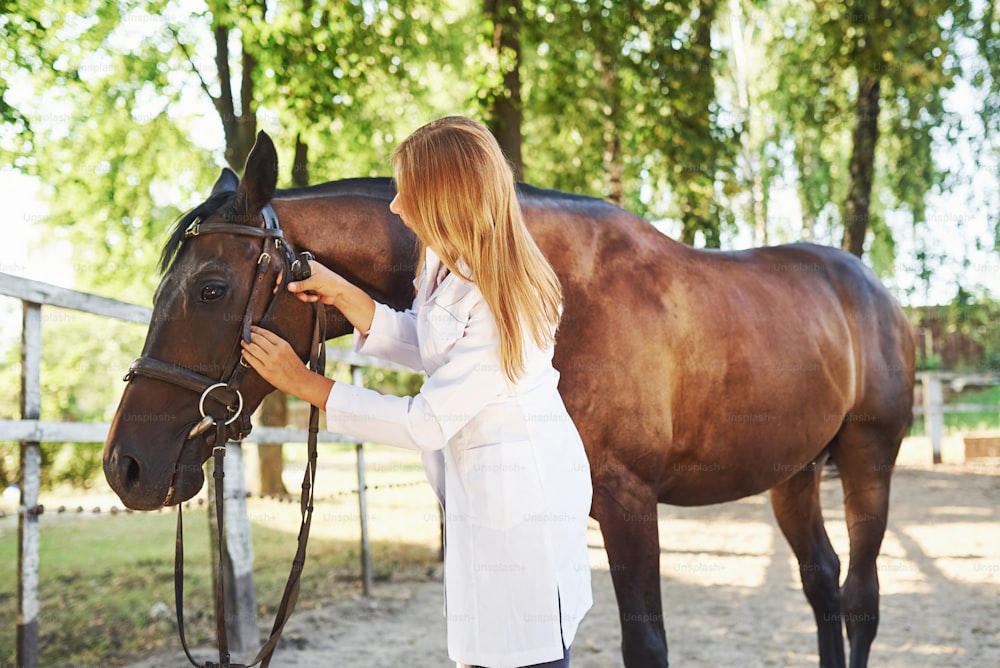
[[104, 132, 915, 668]]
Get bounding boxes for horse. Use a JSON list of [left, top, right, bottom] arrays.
[[104, 131, 915, 668]]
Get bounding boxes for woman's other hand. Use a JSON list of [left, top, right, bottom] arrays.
[[241, 326, 333, 408]]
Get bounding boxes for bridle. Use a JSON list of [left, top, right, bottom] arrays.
[[123, 202, 326, 668], [125, 204, 297, 454]]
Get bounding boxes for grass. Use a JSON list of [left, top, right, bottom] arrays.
[[0, 498, 440, 667]]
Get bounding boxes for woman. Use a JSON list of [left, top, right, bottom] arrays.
[[241, 116, 592, 668]]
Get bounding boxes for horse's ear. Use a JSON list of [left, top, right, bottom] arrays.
[[236, 131, 278, 214], [211, 168, 239, 196]]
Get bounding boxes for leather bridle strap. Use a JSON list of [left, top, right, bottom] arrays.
[[248, 301, 326, 667], [174, 300, 325, 668], [128, 357, 222, 396], [142, 201, 327, 668]]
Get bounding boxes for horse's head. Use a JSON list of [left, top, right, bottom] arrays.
[[104, 132, 314, 510]]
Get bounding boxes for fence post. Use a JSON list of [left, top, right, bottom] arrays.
[[206, 443, 259, 658], [922, 374, 944, 464], [353, 365, 374, 596], [18, 301, 42, 668]]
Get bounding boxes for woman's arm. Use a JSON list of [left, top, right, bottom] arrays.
[[295, 259, 424, 370], [353, 303, 423, 370], [324, 297, 508, 450]]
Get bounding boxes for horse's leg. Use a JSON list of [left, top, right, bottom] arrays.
[[592, 480, 668, 668], [770, 458, 845, 668], [834, 421, 900, 668]]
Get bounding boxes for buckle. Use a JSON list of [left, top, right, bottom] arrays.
[[291, 251, 314, 281]]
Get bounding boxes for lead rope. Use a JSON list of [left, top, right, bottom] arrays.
[[212, 427, 230, 667], [174, 300, 326, 668]]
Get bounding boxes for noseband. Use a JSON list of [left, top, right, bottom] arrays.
[[124, 203, 326, 668]]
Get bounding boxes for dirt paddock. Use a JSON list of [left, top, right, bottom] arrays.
[[130, 436, 999, 667]]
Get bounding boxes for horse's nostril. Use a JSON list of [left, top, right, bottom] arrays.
[[122, 455, 141, 490]]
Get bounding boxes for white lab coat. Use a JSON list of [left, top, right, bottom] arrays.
[[325, 248, 593, 667]]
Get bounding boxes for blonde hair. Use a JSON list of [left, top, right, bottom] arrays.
[[390, 116, 562, 382]]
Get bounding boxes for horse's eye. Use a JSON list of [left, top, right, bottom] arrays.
[[200, 284, 227, 302]]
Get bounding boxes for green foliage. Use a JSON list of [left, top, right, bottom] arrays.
[[946, 287, 1000, 370], [520, 0, 738, 244], [4, 0, 220, 300], [908, 287, 1000, 371], [1, 0, 127, 162], [252, 0, 477, 176], [757, 0, 994, 268]]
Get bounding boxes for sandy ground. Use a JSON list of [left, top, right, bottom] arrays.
[[121, 435, 999, 667]]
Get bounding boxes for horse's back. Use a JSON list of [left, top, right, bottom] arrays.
[[745, 243, 916, 409], [517, 199, 913, 504]]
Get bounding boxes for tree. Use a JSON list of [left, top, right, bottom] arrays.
[[758, 0, 991, 273], [483, 0, 525, 178], [520, 0, 737, 244], [179, 0, 290, 494], [169, 0, 470, 493], [251, 0, 475, 178]]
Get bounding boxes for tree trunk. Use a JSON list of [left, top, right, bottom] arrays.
[[728, 0, 767, 245], [483, 0, 523, 181], [256, 392, 289, 496], [292, 133, 309, 187], [210, 3, 259, 171], [200, 4, 269, 646], [842, 76, 881, 257], [207, 3, 287, 496], [678, 0, 720, 248], [601, 62, 623, 205]]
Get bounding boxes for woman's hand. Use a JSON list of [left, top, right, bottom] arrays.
[[287, 260, 352, 305], [289, 259, 377, 336], [241, 326, 334, 408]]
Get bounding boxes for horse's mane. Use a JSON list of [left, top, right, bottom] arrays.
[[275, 176, 395, 200], [160, 190, 237, 274]]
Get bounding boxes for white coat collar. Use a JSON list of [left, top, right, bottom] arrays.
[[423, 247, 474, 305]]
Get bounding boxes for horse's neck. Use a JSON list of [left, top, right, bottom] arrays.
[[274, 192, 418, 315]]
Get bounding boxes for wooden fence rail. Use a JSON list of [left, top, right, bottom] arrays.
[[0, 272, 421, 667]]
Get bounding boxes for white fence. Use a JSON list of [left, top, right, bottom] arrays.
[[914, 371, 1000, 463], [0, 272, 429, 667]]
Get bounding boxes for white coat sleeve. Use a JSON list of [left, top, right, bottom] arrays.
[[353, 301, 424, 371], [325, 298, 509, 451]]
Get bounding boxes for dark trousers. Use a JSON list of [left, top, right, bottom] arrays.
[[472, 646, 571, 668]]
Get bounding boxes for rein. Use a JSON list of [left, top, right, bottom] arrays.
[[124, 203, 326, 668]]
